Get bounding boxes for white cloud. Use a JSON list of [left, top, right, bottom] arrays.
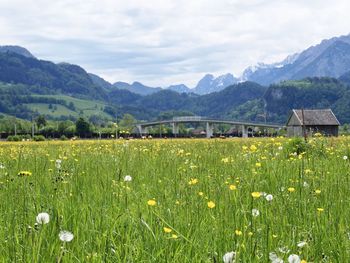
[[0, 0, 349, 87]]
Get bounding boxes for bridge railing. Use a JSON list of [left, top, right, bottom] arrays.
[[173, 116, 202, 121]]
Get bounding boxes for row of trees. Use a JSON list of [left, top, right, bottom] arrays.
[[0, 113, 137, 139]]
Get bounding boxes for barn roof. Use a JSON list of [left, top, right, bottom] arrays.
[[286, 109, 340, 126]]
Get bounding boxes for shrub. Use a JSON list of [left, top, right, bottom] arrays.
[[33, 135, 46, 141]]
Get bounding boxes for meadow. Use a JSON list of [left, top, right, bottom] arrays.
[[0, 137, 349, 262]]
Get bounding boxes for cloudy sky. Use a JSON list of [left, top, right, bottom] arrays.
[[1, 0, 349, 87]]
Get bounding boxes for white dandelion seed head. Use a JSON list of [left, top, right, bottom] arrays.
[[36, 212, 50, 224], [59, 230, 74, 242], [252, 208, 260, 217], [223, 251, 236, 263], [288, 254, 301, 263], [0, 164, 5, 169], [266, 194, 273, 201], [124, 175, 132, 182], [303, 181, 309, 188], [55, 159, 62, 169], [343, 155, 348, 160], [297, 241, 307, 248]]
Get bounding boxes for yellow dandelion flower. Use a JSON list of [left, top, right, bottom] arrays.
[[235, 230, 242, 236], [251, 192, 261, 198], [207, 201, 216, 209], [317, 208, 324, 212], [188, 178, 198, 185], [255, 162, 262, 167], [301, 260, 307, 263], [288, 187, 295, 193], [171, 234, 178, 239], [315, 189, 321, 194], [163, 227, 172, 233], [250, 145, 257, 151], [229, 185, 237, 191], [147, 199, 157, 206], [198, 192, 204, 196], [221, 157, 229, 163]]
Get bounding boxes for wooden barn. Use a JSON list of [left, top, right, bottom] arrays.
[[286, 109, 340, 137]]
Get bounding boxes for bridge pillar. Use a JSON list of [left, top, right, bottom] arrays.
[[242, 125, 248, 138], [206, 122, 214, 138], [172, 122, 179, 137], [136, 125, 148, 136]]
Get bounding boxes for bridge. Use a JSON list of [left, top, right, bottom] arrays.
[[135, 116, 284, 138]]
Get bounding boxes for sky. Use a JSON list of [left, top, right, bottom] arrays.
[[0, 0, 350, 88]]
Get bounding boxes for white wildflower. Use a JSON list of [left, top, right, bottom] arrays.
[[55, 159, 62, 169], [252, 208, 260, 217], [278, 146, 283, 150], [0, 164, 5, 169], [59, 230, 74, 242], [303, 181, 309, 188], [343, 155, 348, 160], [297, 241, 307, 248], [265, 194, 273, 201], [124, 175, 132, 182], [223, 251, 236, 263], [36, 212, 50, 224], [288, 254, 301, 263]]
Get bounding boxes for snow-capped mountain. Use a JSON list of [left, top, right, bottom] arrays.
[[193, 73, 239, 95], [242, 33, 350, 85], [241, 53, 299, 81]]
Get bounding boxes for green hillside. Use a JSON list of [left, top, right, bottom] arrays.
[[27, 95, 113, 119]]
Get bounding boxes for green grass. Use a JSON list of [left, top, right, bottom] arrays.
[[32, 95, 107, 110], [26, 95, 113, 119], [0, 137, 349, 262], [26, 103, 78, 117]]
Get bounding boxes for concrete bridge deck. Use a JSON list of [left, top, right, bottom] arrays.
[[135, 116, 284, 138]]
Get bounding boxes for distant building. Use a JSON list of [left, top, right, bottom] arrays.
[[286, 109, 340, 137]]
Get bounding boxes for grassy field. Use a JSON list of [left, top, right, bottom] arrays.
[[0, 137, 349, 262], [26, 95, 112, 119]]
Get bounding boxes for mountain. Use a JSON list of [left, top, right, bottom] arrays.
[[3, 44, 350, 125], [243, 34, 350, 85], [263, 77, 350, 123], [193, 73, 239, 95], [339, 70, 350, 86], [0, 51, 106, 100], [113, 81, 162, 95], [0, 45, 35, 58], [167, 84, 191, 93], [241, 53, 299, 82], [88, 73, 113, 90]]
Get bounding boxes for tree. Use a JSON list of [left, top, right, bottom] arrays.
[[75, 117, 91, 137], [119, 114, 136, 134], [36, 115, 47, 129]]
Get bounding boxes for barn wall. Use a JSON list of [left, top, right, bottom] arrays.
[[287, 113, 301, 126], [287, 126, 303, 137]]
